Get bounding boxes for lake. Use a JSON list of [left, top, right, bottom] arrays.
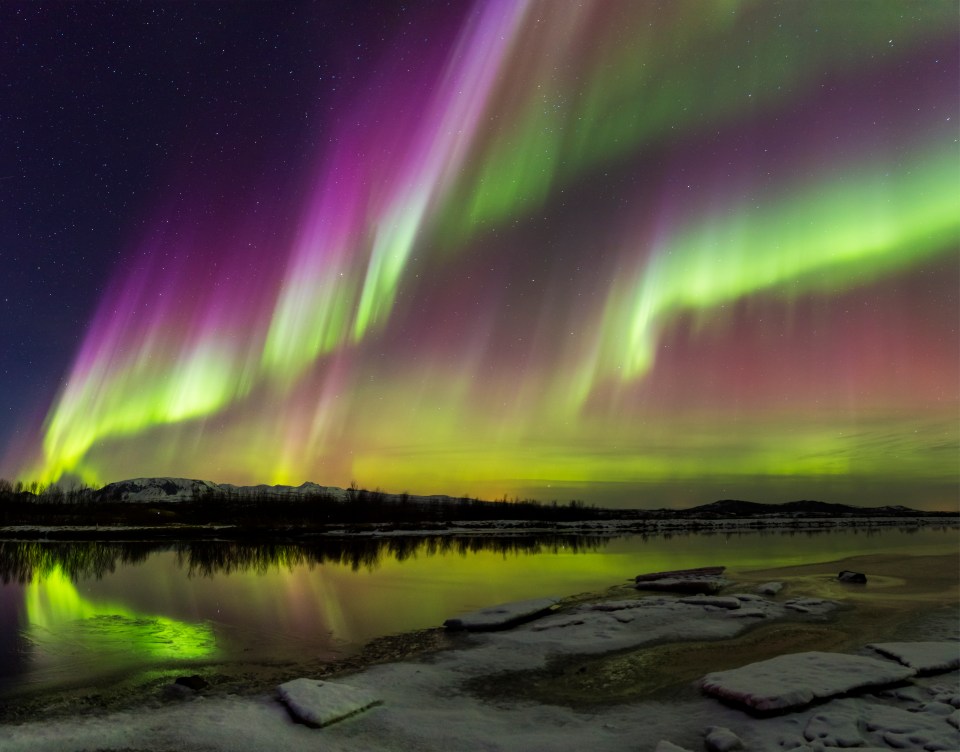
[[1, 526, 955, 700]]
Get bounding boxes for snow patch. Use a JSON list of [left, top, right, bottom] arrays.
[[704, 725, 743, 751], [443, 597, 560, 631], [756, 582, 783, 595], [869, 641, 960, 674], [700, 651, 916, 712], [678, 596, 742, 610], [277, 678, 381, 727]]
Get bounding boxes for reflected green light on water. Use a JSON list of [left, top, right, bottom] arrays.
[[24, 565, 216, 661]]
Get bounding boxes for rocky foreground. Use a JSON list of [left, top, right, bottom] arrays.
[[2, 555, 957, 751]]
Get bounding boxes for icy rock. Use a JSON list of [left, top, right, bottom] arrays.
[[655, 742, 694, 752], [861, 703, 960, 749], [837, 570, 867, 584], [868, 641, 960, 674], [700, 651, 916, 712], [277, 678, 381, 728], [919, 701, 955, 717], [635, 576, 729, 593], [679, 596, 741, 610], [785, 597, 832, 615], [880, 685, 925, 703], [930, 685, 960, 707], [636, 566, 726, 582], [589, 600, 646, 612], [635, 567, 729, 594], [704, 725, 743, 751], [804, 709, 863, 746], [727, 608, 766, 619], [443, 597, 560, 630], [757, 581, 783, 595]]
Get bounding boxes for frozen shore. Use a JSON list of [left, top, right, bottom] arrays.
[[2, 515, 955, 542], [1, 553, 957, 751]]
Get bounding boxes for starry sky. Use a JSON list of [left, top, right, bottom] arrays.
[[1, 1, 957, 509]]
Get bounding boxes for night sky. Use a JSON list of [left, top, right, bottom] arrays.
[[1, 1, 957, 509]]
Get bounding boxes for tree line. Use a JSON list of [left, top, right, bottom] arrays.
[[0, 477, 614, 528]]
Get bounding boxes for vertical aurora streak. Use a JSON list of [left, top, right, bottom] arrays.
[[5, 0, 958, 507]]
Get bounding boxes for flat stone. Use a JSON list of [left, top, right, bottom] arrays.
[[726, 608, 766, 619], [679, 596, 741, 610], [277, 678, 381, 728], [804, 707, 864, 746], [635, 567, 729, 594], [704, 726, 743, 751], [443, 596, 560, 631], [700, 651, 915, 713], [869, 641, 960, 674], [635, 566, 726, 582]]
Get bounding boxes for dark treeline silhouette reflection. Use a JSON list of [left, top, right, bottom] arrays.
[[2, 523, 950, 584], [0, 534, 611, 583]]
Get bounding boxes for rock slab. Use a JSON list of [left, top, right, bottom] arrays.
[[679, 596, 741, 610], [869, 641, 960, 674], [277, 678, 381, 728], [700, 651, 916, 712], [443, 596, 560, 631], [704, 725, 743, 751], [635, 566, 729, 594]]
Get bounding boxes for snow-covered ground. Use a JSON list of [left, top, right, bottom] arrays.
[[2, 561, 957, 752]]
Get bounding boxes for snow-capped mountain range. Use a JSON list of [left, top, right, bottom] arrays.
[[98, 477, 351, 502]]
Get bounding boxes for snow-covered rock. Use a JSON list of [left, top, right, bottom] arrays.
[[679, 596, 741, 610], [726, 608, 766, 619], [443, 597, 560, 631], [868, 641, 960, 674], [803, 707, 864, 746], [276, 678, 381, 727], [700, 651, 916, 712], [635, 566, 729, 594], [784, 597, 834, 614], [704, 725, 743, 751]]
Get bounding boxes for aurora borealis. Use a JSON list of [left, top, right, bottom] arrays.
[[2, 1, 957, 508]]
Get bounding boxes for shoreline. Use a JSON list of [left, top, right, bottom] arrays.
[[1, 515, 956, 541], [2, 550, 957, 750]]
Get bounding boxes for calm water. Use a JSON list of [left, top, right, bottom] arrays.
[[0, 527, 955, 697]]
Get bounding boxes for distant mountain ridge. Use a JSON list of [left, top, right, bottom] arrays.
[[99, 477, 348, 502], [94, 477, 941, 518], [681, 498, 920, 518]]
